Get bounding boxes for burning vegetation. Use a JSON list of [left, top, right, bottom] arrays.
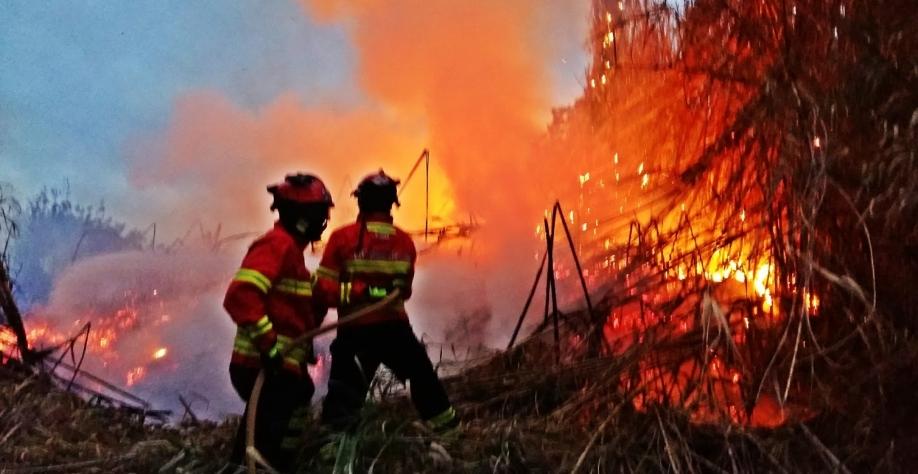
[[2, 0, 918, 472]]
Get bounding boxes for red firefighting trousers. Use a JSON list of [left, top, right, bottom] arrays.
[[229, 364, 314, 469]]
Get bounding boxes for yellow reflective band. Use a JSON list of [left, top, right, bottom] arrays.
[[275, 278, 312, 296], [250, 322, 273, 338], [233, 332, 259, 356], [241, 315, 274, 338], [250, 324, 274, 338], [276, 335, 309, 365], [428, 407, 457, 428], [366, 222, 395, 235], [340, 282, 352, 304], [267, 344, 280, 358], [316, 266, 340, 281], [254, 315, 271, 329], [368, 286, 387, 298], [233, 268, 272, 293], [344, 259, 411, 275]]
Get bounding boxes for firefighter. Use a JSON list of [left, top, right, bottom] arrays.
[[223, 173, 333, 469], [316, 170, 458, 433]]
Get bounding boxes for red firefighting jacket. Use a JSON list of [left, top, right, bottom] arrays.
[[223, 222, 326, 376], [315, 213, 416, 326]]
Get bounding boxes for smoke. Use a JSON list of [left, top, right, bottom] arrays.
[[35, 249, 242, 419], [126, 2, 590, 349], [304, 0, 560, 227], [126, 92, 448, 234], [13, 0, 595, 421]]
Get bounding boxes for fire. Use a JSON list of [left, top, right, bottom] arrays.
[[5, 289, 183, 392], [0, 326, 18, 362], [126, 366, 146, 387], [536, 1, 823, 427]]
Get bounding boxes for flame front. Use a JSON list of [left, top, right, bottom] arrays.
[[530, 0, 825, 427]]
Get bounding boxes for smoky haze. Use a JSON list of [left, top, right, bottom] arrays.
[[127, 0, 590, 344], [23, 1, 592, 418]]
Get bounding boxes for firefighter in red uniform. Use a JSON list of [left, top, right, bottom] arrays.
[[223, 173, 333, 468], [316, 170, 458, 432]]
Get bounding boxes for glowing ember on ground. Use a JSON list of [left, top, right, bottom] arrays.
[[126, 366, 146, 386], [6, 290, 186, 391], [0, 326, 18, 361]]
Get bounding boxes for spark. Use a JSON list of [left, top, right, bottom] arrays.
[[126, 367, 146, 387], [754, 263, 772, 298], [804, 290, 820, 314], [153, 347, 168, 359]]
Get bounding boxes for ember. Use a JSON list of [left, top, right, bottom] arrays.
[[126, 366, 146, 387]]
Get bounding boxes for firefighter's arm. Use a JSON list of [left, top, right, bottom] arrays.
[[314, 230, 344, 308], [393, 234, 417, 300], [223, 236, 286, 354]]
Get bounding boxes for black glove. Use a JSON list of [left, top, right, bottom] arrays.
[[305, 341, 318, 365]]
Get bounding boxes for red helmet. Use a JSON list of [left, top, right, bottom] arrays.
[[352, 169, 400, 207], [267, 173, 334, 208]]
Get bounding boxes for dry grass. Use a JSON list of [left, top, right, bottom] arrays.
[[0, 362, 235, 473], [2, 0, 917, 472]]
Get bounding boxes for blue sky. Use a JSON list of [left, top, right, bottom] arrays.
[[1, 1, 355, 201], [1, 1, 589, 228]]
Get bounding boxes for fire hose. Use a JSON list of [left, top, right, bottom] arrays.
[[245, 289, 402, 474]]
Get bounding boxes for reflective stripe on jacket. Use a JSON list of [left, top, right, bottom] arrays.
[[315, 213, 416, 326], [223, 222, 326, 376]]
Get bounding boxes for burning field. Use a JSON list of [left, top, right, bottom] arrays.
[[2, 0, 918, 472]]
